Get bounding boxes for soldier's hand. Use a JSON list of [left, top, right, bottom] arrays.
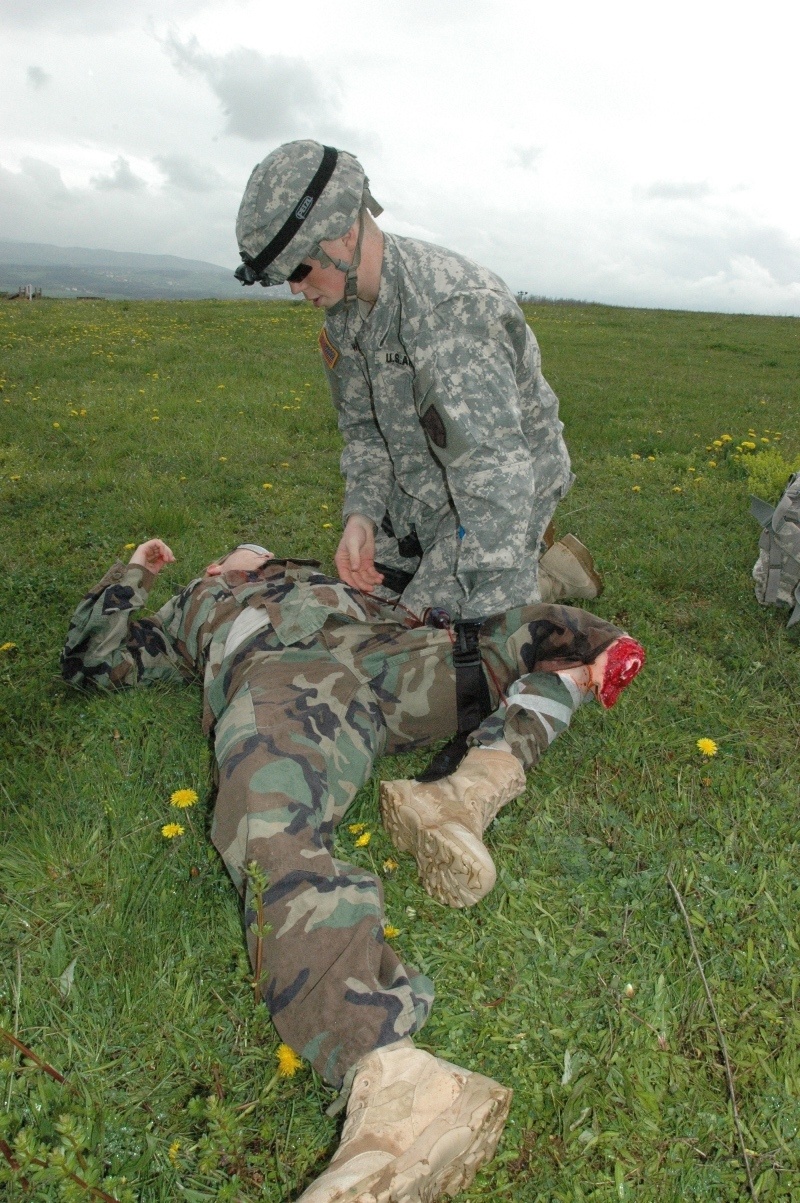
[[129, 538, 176, 576], [335, 515, 384, 592]]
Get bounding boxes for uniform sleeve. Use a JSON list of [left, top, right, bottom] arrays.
[[61, 561, 190, 691], [323, 334, 396, 525], [421, 291, 555, 616]]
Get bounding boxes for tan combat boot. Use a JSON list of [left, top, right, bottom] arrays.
[[538, 533, 603, 601], [380, 748, 526, 908], [296, 1041, 512, 1203]]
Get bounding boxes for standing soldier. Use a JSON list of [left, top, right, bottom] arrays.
[[234, 140, 602, 621]]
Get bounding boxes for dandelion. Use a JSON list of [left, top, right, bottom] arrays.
[[687, 467, 696, 473], [711, 439, 723, 448], [631, 453, 641, 460], [9, 475, 20, 481], [262, 482, 273, 489], [322, 522, 332, 529], [760, 437, 770, 443], [647, 455, 655, 461], [170, 788, 199, 809], [355, 831, 372, 847], [672, 486, 682, 493], [168, 1141, 180, 1166], [281, 462, 289, 467], [382, 858, 399, 873], [124, 542, 136, 550], [217, 384, 225, 389], [383, 925, 401, 939], [53, 422, 60, 428], [161, 822, 185, 839], [218, 456, 227, 462], [631, 485, 641, 493], [741, 441, 756, 451], [720, 434, 732, 442], [321, 504, 329, 511], [348, 822, 366, 834], [276, 1044, 302, 1076], [708, 460, 717, 468], [696, 738, 718, 757], [151, 415, 160, 422], [0, 641, 17, 653]]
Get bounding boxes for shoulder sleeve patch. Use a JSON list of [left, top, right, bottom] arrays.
[[420, 404, 447, 449], [319, 326, 340, 370]]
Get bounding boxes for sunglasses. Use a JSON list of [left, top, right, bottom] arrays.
[[286, 262, 314, 284]]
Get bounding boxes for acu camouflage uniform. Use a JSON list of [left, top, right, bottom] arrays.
[[62, 558, 622, 1087], [321, 233, 574, 619]]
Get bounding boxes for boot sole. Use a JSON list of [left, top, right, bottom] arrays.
[[380, 787, 496, 908], [350, 1071, 513, 1203]]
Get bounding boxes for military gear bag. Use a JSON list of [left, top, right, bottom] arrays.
[[750, 471, 800, 627]]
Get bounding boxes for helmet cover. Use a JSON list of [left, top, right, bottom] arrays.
[[235, 139, 374, 285]]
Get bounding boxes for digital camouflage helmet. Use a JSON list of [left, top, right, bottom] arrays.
[[234, 140, 382, 300]]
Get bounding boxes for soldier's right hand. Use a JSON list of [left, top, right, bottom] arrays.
[[128, 538, 176, 576], [335, 514, 384, 593]]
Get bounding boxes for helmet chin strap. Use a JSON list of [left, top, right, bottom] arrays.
[[310, 204, 367, 303]]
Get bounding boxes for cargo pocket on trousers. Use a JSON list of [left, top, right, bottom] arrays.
[[214, 683, 259, 768]]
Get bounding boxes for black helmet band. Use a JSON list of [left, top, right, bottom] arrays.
[[236, 145, 338, 286]]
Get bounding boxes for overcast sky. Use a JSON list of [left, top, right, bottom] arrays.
[[2, 0, 799, 314]]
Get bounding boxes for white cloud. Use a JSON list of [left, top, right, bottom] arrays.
[[26, 65, 50, 89], [92, 156, 147, 192]]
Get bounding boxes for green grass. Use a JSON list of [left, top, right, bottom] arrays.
[[1, 297, 799, 1201]]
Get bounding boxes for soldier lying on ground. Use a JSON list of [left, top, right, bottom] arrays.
[[62, 538, 644, 1203]]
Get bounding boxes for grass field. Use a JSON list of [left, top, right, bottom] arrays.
[[1, 296, 799, 1202]]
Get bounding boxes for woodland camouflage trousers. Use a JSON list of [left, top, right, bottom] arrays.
[[209, 603, 622, 1086]]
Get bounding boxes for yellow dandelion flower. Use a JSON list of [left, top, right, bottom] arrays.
[[322, 522, 332, 529], [672, 486, 682, 493], [9, 475, 20, 481], [348, 822, 366, 834], [355, 831, 372, 847], [708, 460, 717, 467], [219, 455, 227, 462], [217, 383, 225, 389], [170, 788, 199, 809], [321, 504, 329, 510], [262, 482, 273, 489], [276, 1044, 302, 1076], [53, 422, 60, 428], [760, 437, 770, 443], [124, 542, 136, 550], [151, 415, 160, 421], [720, 434, 732, 442], [168, 1140, 180, 1166], [688, 467, 696, 472], [382, 858, 399, 873], [161, 822, 185, 839], [631, 485, 641, 492], [383, 925, 401, 939], [281, 461, 289, 467], [711, 439, 723, 448], [696, 738, 718, 757], [0, 641, 17, 653], [631, 453, 641, 460], [741, 441, 756, 450], [647, 455, 656, 461]]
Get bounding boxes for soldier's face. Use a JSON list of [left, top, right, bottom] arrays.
[[287, 234, 352, 308], [205, 548, 274, 576]]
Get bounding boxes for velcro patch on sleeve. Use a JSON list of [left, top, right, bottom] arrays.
[[318, 326, 340, 370]]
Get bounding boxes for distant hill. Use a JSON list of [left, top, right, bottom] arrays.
[[0, 240, 291, 301]]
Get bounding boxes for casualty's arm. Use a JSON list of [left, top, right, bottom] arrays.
[[61, 540, 188, 691]]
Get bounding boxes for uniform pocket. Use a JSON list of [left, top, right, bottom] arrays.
[[214, 682, 258, 767]]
